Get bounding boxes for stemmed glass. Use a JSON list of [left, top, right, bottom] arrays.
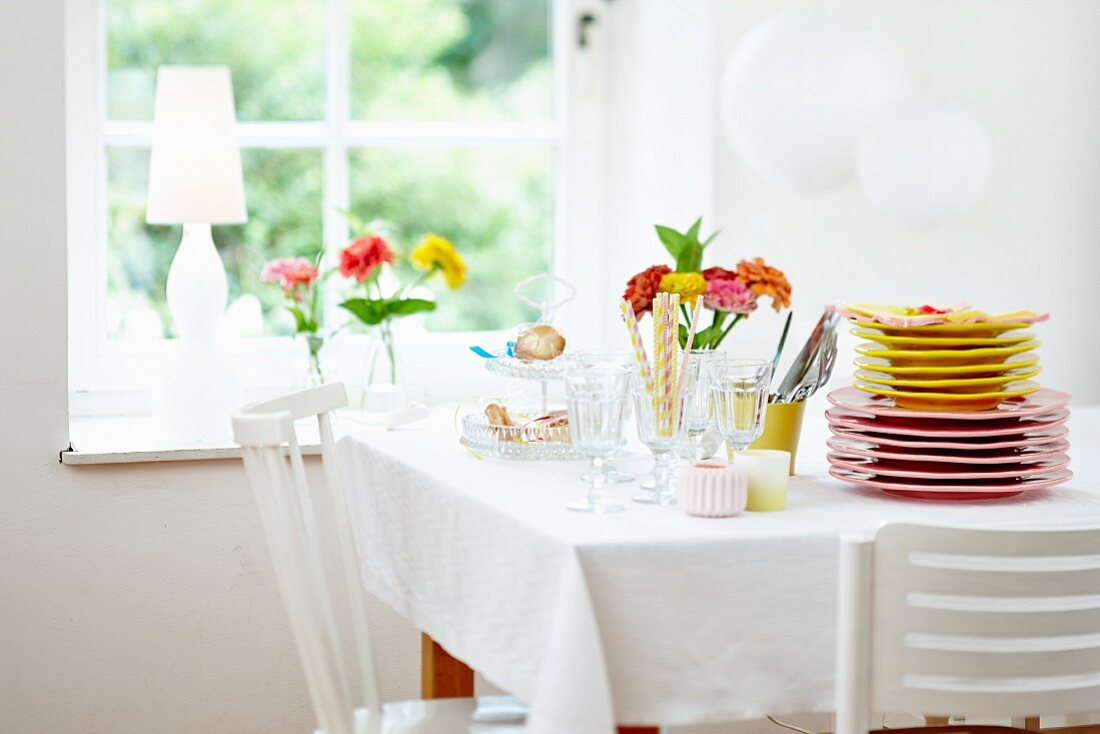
[[564, 364, 631, 513], [709, 358, 772, 453], [571, 350, 636, 484], [632, 372, 694, 505], [682, 350, 724, 461]]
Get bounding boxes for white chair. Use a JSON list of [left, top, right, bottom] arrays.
[[836, 523, 1100, 734], [232, 383, 526, 734]]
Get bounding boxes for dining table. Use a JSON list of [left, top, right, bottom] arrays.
[[335, 405, 1100, 734]]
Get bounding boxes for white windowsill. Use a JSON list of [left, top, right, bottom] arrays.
[[63, 413, 324, 465]]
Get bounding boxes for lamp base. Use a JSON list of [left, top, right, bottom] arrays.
[[153, 338, 242, 446], [154, 222, 241, 444]]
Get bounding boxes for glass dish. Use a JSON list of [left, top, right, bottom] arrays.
[[459, 412, 580, 460], [483, 353, 570, 381]]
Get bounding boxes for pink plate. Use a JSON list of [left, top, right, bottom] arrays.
[[825, 406, 1069, 426], [827, 425, 1069, 451], [828, 466, 1073, 501], [827, 413, 1070, 439], [827, 453, 1070, 480], [826, 436, 1070, 465], [828, 386, 1070, 420]]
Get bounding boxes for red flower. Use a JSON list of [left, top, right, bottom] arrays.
[[701, 266, 738, 282], [339, 235, 395, 283], [622, 264, 671, 314], [281, 261, 318, 288]]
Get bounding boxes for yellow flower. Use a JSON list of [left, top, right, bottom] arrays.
[[658, 272, 707, 307], [410, 233, 467, 290]]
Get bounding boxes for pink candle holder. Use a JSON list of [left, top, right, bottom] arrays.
[[678, 462, 748, 518]]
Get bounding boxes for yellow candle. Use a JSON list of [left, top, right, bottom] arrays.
[[733, 449, 791, 511]]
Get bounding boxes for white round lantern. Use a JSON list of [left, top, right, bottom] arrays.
[[721, 13, 913, 194], [858, 101, 992, 229]]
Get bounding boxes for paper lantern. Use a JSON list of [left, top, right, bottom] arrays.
[[721, 13, 913, 193], [858, 101, 992, 229]]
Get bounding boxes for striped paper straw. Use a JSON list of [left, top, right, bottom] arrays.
[[664, 293, 679, 436], [620, 300, 654, 398], [652, 293, 667, 432]]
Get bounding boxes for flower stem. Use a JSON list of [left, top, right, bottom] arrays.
[[399, 265, 435, 300], [712, 313, 743, 349]]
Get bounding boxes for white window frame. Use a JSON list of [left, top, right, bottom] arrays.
[[66, 0, 605, 411]]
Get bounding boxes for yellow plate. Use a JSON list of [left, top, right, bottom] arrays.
[[853, 355, 1039, 378], [854, 368, 1041, 393], [849, 319, 1033, 337], [853, 380, 1041, 411], [854, 341, 1039, 366], [851, 329, 1034, 348]]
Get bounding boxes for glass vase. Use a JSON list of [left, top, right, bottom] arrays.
[[362, 320, 405, 412], [303, 333, 325, 387]]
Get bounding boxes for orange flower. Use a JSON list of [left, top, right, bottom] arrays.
[[735, 257, 791, 311]]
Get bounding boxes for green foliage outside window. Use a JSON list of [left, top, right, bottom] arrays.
[[105, 0, 552, 338]]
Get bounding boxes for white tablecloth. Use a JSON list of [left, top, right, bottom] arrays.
[[336, 407, 1100, 734]]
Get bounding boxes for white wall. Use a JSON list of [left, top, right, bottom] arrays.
[[0, 3, 420, 732], [709, 0, 1100, 403]]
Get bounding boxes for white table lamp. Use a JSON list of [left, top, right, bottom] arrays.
[[146, 65, 246, 443]]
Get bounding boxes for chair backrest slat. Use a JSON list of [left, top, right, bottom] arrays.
[[849, 523, 1100, 721], [233, 384, 382, 734]]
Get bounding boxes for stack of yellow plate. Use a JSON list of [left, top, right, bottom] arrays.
[[845, 305, 1047, 411]]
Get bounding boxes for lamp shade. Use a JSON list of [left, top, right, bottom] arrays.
[[146, 66, 247, 225]]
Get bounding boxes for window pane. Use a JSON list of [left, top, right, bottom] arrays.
[[106, 147, 324, 339], [348, 146, 552, 331], [106, 0, 325, 121], [349, 0, 552, 120]]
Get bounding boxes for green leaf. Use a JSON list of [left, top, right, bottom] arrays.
[[339, 298, 389, 325], [684, 216, 702, 244], [771, 311, 794, 374], [285, 305, 316, 334], [700, 228, 721, 250], [674, 245, 703, 273], [655, 225, 686, 261], [387, 298, 436, 317], [678, 323, 689, 349]]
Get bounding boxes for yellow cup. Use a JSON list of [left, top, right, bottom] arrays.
[[749, 400, 806, 475]]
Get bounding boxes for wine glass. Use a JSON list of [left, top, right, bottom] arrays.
[[564, 364, 631, 513], [632, 374, 694, 505], [571, 350, 636, 485], [682, 349, 724, 461], [709, 358, 772, 453]]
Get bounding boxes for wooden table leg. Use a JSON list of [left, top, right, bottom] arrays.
[[420, 633, 474, 699], [421, 633, 657, 733]]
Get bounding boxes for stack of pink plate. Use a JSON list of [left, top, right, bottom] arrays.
[[826, 386, 1072, 500]]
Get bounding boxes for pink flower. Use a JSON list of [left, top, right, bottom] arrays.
[[262, 257, 318, 300], [703, 278, 758, 315], [339, 235, 395, 283]]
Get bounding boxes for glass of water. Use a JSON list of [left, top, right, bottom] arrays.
[[570, 350, 636, 485], [564, 364, 631, 513], [709, 358, 772, 453]]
